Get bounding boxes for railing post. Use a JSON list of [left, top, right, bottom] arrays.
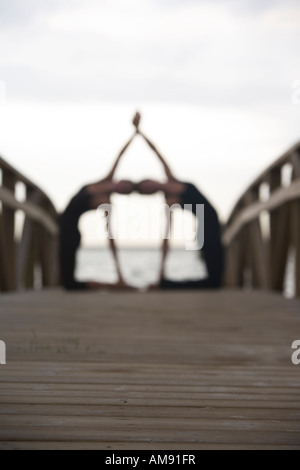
[[16, 189, 41, 290], [296, 204, 300, 298], [291, 149, 300, 179], [269, 170, 290, 292], [0, 212, 11, 291], [290, 201, 300, 297], [244, 190, 269, 290], [223, 142, 300, 297], [291, 149, 300, 297], [2, 170, 16, 291], [39, 204, 59, 287], [24, 220, 40, 290], [1, 157, 59, 293]]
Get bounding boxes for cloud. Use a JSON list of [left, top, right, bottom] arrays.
[[0, 0, 85, 26], [0, 0, 299, 109]]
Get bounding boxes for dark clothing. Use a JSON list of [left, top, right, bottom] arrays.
[[59, 186, 92, 290], [160, 182, 223, 290]]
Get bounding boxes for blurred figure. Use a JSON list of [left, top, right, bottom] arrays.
[[59, 111, 223, 291], [59, 132, 137, 291], [136, 124, 224, 290], [139, 179, 224, 289]]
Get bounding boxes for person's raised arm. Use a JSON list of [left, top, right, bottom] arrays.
[[137, 129, 178, 182], [101, 111, 143, 183], [101, 131, 137, 183], [104, 205, 127, 284]]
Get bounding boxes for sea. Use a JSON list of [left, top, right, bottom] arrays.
[[75, 246, 296, 297], [75, 246, 207, 289]]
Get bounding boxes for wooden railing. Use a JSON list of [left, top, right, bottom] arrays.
[[0, 156, 59, 292], [223, 141, 300, 297], [1, 141, 300, 296]]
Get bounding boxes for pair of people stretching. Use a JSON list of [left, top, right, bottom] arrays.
[[59, 115, 223, 291]]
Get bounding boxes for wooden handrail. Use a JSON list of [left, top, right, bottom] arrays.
[[223, 141, 300, 297], [223, 180, 300, 245], [0, 155, 59, 292], [0, 187, 58, 235], [0, 156, 57, 214], [1, 139, 299, 297]]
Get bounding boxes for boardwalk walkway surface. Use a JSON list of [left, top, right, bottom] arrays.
[[0, 289, 299, 450]]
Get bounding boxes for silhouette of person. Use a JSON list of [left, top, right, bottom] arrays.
[[136, 126, 224, 290], [59, 111, 223, 291], [138, 179, 224, 289], [59, 133, 137, 291]]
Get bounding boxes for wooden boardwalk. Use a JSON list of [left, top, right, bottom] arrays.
[[0, 289, 300, 450]]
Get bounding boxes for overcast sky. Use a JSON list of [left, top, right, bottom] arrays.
[[0, 0, 300, 245]]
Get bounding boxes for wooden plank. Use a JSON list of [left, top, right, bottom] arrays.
[[0, 441, 299, 450], [1, 403, 300, 420], [0, 414, 299, 437], [0, 421, 299, 446], [0, 290, 300, 449], [0, 381, 299, 401], [0, 393, 299, 408]]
